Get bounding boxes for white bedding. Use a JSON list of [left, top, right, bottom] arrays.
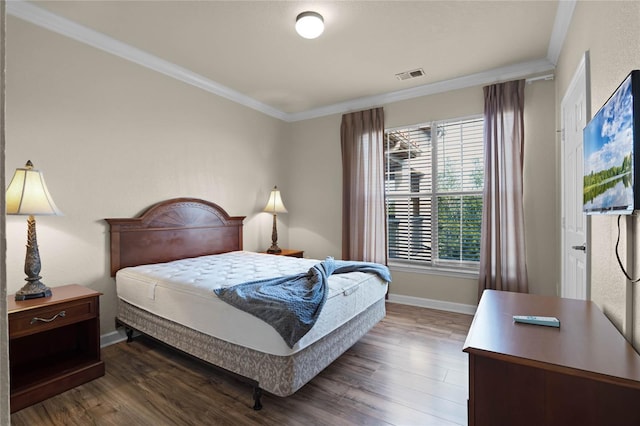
[[115, 251, 388, 356]]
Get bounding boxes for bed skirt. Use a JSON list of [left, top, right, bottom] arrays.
[[117, 298, 386, 397]]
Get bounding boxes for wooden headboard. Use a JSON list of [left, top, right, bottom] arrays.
[[105, 198, 245, 276]]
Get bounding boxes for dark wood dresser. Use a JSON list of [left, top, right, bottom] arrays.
[[8, 284, 105, 413], [463, 290, 640, 426]]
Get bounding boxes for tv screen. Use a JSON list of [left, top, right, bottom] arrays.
[[583, 70, 640, 215]]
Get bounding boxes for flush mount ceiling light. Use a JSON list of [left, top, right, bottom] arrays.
[[295, 11, 324, 39]]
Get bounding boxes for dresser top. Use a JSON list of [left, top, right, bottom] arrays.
[[463, 290, 640, 387]]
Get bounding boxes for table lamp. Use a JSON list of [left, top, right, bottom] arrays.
[[263, 186, 287, 253], [6, 160, 62, 300]]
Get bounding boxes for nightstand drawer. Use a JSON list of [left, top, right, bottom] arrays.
[[9, 297, 97, 339]]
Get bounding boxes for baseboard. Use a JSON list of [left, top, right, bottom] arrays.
[[388, 293, 477, 315], [100, 329, 129, 348]]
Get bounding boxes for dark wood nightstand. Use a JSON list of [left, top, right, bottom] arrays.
[[262, 249, 304, 258], [8, 284, 105, 413]]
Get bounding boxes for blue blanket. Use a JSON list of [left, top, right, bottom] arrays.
[[213, 257, 391, 348]]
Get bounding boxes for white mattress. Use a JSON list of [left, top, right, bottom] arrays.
[[115, 251, 388, 356]]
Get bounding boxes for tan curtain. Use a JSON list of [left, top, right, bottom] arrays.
[[341, 107, 386, 263], [478, 80, 528, 297]]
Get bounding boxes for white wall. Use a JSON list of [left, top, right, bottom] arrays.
[[555, 0, 640, 346], [5, 17, 288, 335], [523, 79, 559, 297]]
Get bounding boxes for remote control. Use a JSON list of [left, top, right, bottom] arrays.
[[513, 315, 560, 327]]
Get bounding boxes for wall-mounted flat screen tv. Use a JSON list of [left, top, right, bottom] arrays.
[[583, 70, 640, 215]]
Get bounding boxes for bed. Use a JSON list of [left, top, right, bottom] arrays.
[[105, 198, 389, 409]]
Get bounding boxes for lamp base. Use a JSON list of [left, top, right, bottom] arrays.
[[267, 213, 282, 254], [15, 282, 52, 301]]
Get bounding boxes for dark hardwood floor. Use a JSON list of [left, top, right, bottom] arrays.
[[10, 302, 473, 426]]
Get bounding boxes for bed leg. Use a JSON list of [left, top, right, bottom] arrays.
[[125, 327, 134, 343], [252, 386, 263, 410]]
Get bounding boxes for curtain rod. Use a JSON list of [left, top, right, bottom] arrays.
[[526, 74, 554, 84]]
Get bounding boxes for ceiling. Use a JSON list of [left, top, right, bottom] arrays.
[[9, 0, 570, 122]]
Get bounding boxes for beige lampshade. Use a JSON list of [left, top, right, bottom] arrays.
[[263, 186, 287, 214], [6, 161, 62, 216]]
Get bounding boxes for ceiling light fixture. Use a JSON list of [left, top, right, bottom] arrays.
[[295, 11, 324, 39]]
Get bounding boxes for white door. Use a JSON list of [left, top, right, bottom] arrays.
[[561, 54, 589, 300]]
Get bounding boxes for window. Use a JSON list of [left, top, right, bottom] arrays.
[[385, 116, 484, 271]]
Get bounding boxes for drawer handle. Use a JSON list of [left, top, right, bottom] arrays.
[[30, 310, 66, 324]]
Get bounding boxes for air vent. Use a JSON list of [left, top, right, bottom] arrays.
[[395, 68, 425, 81]]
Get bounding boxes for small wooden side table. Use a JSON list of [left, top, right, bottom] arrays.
[[8, 284, 105, 413], [261, 249, 304, 258]]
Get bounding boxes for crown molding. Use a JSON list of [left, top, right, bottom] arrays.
[[7, 0, 289, 121], [547, 0, 576, 65], [8, 0, 567, 123], [287, 58, 555, 122]]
